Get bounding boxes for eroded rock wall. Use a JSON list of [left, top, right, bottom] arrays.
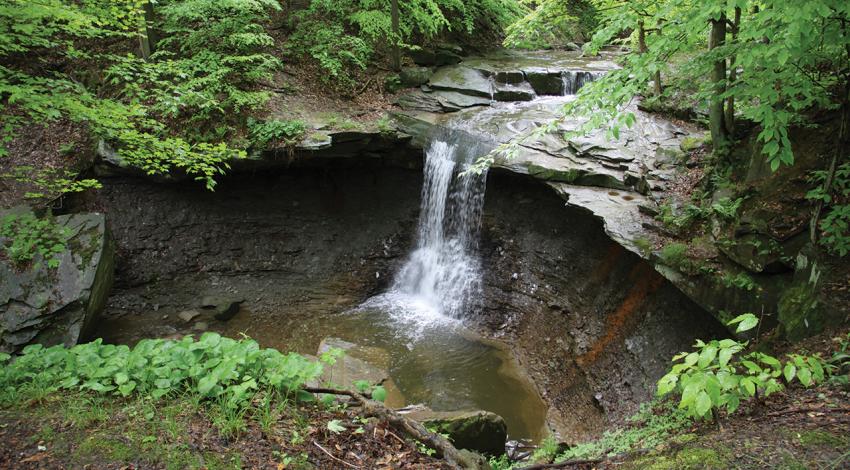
[[477, 171, 727, 442]]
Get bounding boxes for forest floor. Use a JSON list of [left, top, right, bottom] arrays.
[[0, 392, 448, 469], [517, 328, 850, 470]]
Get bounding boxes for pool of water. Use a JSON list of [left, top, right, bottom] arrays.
[[216, 293, 549, 442]]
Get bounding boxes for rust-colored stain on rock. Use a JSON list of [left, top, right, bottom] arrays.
[[577, 263, 664, 367]]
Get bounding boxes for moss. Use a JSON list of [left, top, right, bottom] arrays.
[[75, 434, 136, 462], [796, 430, 849, 449], [680, 135, 709, 152], [628, 446, 731, 470], [778, 282, 824, 342], [527, 163, 581, 183]]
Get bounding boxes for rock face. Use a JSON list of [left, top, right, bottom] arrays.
[[391, 49, 815, 341], [0, 210, 114, 353], [402, 407, 508, 455]]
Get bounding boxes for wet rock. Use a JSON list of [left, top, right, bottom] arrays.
[[192, 321, 208, 332], [429, 66, 493, 98], [400, 66, 433, 87], [431, 91, 492, 111], [524, 69, 563, 95], [394, 91, 443, 113], [199, 296, 245, 321], [316, 338, 405, 407], [494, 83, 536, 102], [178, 310, 200, 323], [494, 70, 525, 85], [0, 208, 114, 354], [401, 407, 508, 455]]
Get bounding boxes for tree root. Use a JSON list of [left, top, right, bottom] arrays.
[[303, 386, 481, 469]]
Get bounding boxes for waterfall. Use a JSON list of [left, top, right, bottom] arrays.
[[561, 71, 602, 95], [358, 132, 488, 327], [393, 138, 487, 318]]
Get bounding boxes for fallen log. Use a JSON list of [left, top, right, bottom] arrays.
[[303, 386, 483, 469]]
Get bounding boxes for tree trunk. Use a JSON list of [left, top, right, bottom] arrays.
[[725, 7, 741, 134], [138, 1, 158, 59], [709, 13, 730, 154], [653, 20, 663, 95], [390, 0, 401, 72]]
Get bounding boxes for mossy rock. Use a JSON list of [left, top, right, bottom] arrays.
[[404, 408, 508, 455], [400, 67, 433, 88], [0, 209, 115, 353]]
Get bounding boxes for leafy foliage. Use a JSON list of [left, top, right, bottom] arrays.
[[0, 212, 70, 270], [286, 0, 523, 91], [657, 314, 830, 420], [503, 0, 598, 49], [0, 334, 327, 408], [807, 163, 850, 256], [542, 0, 850, 171], [0, 0, 272, 190], [247, 118, 308, 148]]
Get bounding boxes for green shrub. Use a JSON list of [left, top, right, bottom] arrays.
[[0, 213, 70, 269], [807, 163, 850, 256], [247, 118, 308, 148], [0, 334, 331, 407], [657, 314, 830, 420]]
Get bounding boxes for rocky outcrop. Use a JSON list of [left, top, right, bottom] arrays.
[[0, 209, 114, 354], [390, 49, 816, 341]]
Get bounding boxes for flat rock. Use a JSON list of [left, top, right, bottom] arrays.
[[178, 310, 200, 323], [317, 337, 404, 407], [428, 66, 493, 98]]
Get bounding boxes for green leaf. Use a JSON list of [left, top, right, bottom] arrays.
[[695, 391, 712, 417], [114, 372, 129, 385], [698, 345, 718, 368], [783, 363, 796, 382], [727, 313, 758, 333], [327, 419, 346, 434], [797, 367, 812, 387], [118, 381, 136, 396]]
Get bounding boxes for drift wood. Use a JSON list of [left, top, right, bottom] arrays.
[[303, 386, 481, 469]]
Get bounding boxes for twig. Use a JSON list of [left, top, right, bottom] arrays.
[[765, 406, 850, 417], [313, 440, 360, 469]]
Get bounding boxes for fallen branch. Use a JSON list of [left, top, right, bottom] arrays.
[[303, 386, 479, 469], [313, 440, 359, 468]]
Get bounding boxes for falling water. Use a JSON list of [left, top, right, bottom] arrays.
[[561, 71, 603, 95], [358, 132, 488, 329]]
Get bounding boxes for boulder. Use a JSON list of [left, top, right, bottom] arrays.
[[429, 66, 493, 98], [494, 83, 536, 102], [524, 69, 563, 95], [394, 91, 444, 113], [401, 407, 508, 455], [494, 70, 525, 85], [432, 91, 492, 111], [199, 295, 245, 321], [400, 67, 433, 88], [0, 209, 114, 354], [317, 337, 405, 407]]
